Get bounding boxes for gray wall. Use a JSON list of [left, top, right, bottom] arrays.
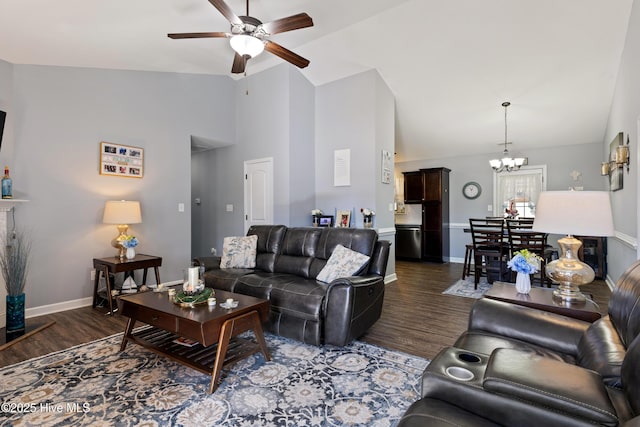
[[7, 64, 233, 308], [315, 69, 395, 229], [603, 0, 640, 282], [396, 142, 605, 263], [192, 66, 396, 277], [288, 68, 316, 227]]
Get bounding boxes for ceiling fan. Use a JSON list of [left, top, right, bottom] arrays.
[[168, 0, 313, 74]]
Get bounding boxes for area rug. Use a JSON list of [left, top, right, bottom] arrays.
[[442, 277, 492, 299], [0, 331, 429, 426]]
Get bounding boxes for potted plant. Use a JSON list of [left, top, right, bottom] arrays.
[[1, 231, 31, 340]]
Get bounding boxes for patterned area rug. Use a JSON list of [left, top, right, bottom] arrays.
[[0, 331, 429, 426], [442, 277, 492, 299]]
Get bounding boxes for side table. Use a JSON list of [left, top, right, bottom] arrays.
[[484, 282, 602, 322], [93, 254, 162, 315]]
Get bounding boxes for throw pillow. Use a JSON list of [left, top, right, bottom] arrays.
[[220, 235, 258, 269], [316, 244, 370, 283]]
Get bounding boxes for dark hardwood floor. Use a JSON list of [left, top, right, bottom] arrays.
[[0, 261, 612, 367]]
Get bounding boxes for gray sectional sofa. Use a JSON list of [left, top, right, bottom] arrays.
[[398, 259, 640, 426], [194, 225, 391, 346]]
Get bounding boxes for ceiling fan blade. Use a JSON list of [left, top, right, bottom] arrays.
[[207, 0, 243, 25], [259, 13, 313, 35], [168, 32, 230, 39], [264, 41, 310, 69], [232, 53, 248, 74]]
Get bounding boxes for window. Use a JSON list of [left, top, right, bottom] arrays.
[[493, 166, 546, 217]]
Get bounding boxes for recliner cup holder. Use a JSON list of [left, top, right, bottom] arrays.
[[458, 352, 482, 363], [445, 366, 474, 381]]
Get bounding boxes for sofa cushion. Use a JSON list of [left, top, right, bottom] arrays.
[[248, 225, 287, 273], [203, 268, 254, 292], [274, 228, 322, 278], [310, 228, 377, 277], [221, 235, 258, 269], [316, 244, 370, 283]]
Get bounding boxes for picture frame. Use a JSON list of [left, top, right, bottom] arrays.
[[336, 210, 351, 228], [100, 141, 144, 178], [609, 132, 623, 191], [381, 149, 392, 184], [318, 215, 334, 227]]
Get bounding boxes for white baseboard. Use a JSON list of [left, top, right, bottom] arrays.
[[384, 273, 398, 284], [26, 297, 93, 319], [24, 279, 185, 320]]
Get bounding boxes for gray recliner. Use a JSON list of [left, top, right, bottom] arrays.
[[398, 259, 640, 426]]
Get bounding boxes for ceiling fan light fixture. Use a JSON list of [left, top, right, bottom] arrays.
[[230, 34, 264, 58]]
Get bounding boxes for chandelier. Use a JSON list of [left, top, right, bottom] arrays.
[[489, 101, 527, 172]]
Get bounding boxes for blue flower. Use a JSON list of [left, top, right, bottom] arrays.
[[121, 236, 138, 248], [507, 250, 541, 274]]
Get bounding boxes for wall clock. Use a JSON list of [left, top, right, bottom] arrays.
[[462, 182, 481, 199]]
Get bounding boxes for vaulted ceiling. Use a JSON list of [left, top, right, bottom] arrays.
[[0, 0, 634, 162]]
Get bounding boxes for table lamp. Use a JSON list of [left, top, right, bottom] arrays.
[[103, 200, 142, 259], [533, 191, 614, 302]]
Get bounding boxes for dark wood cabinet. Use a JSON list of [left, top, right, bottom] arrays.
[[403, 171, 423, 203], [575, 236, 607, 279], [420, 168, 450, 263]]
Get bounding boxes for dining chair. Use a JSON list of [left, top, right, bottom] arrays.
[[469, 218, 509, 289], [462, 243, 474, 280], [506, 217, 535, 229], [506, 219, 549, 287]]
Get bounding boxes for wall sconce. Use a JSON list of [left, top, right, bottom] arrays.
[[601, 136, 630, 175]]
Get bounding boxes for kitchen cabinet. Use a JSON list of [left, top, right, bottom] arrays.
[[421, 168, 450, 262], [403, 171, 423, 203]]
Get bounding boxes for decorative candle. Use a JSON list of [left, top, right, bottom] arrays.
[[188, 266, 199, 290]]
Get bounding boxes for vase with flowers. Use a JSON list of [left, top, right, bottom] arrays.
[[507, 249, 543, 294], [360, 208, 375, 229], [311, 209, 323, 227], [122, 235, 139, 260]]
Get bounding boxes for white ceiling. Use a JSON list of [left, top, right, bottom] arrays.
[[0, 0, 634, 162]]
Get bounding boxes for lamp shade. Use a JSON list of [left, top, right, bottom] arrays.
[[532, 191, 614, 236], [103, 200, 142, 224]]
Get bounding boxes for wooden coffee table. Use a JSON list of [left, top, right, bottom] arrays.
[[118, 288, 270, 393], [484, 282, 602, 322]]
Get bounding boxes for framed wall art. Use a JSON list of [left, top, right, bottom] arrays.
[[381, 149, 392, 184], [100, 141, 144, 178]]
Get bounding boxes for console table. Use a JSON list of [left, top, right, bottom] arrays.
[[484, 282, 602, 322], [92, 254, 162, 315]]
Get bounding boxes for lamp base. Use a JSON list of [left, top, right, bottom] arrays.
[[111, 224, 129, 259], [552, 284, 587, 302], [546, 235, 594, 304]]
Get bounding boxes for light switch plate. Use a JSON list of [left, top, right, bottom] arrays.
[[226, 204, 233, 212]]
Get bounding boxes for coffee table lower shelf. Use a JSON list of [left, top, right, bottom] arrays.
[[122, 322, 268, 393], [132, 326, 258, 368]]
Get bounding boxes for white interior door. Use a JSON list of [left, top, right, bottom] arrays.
[[244, 157, 274, 233]]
